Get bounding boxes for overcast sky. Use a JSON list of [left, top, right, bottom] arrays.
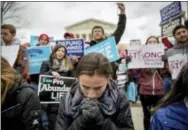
[[6, 2, 188, 44]]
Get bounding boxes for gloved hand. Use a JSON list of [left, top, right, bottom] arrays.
[[80, 98, 104, 125]]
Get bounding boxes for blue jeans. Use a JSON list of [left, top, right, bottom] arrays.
[[164, 76, 172, 93]]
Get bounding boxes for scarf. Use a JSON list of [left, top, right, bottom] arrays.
[[51, 59, 69, 72], [64, 80, 118, 118]]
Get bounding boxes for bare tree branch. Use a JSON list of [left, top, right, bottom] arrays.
[[1, 1, 29, 29]]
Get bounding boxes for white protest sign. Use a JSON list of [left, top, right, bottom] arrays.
[[128, 44, 165, 69], [1, 45, 20, 67], [130, 39, 141, 45], [168, 54, 187, 80]]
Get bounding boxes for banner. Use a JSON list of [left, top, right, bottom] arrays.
[[30, 35, 54, 46], [84, 36, 119, 62], [28, 46, 51, 74], [160, 1, 182, 23], [56, 39, 84, 57], [117, 63, 128, 88], [128, 44, 165, 69], [168, 54, 187, 80], [160, 1, 182, 37], [161, 16, 181, 37], [130, 39, 141, 46], [1, 45, 19, 67], [38, 75, 76, 103]]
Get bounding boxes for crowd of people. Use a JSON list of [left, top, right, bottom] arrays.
[[1, 2, 188, 130]]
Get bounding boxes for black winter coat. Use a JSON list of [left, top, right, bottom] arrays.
[[40, 60, 75, 78], [1, 82, 42, 130], [55, 80, 134, 130], [40, 60, 75, 114]]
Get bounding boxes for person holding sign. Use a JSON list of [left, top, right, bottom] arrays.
[[150, 63, 188, 130], [165, 25, 188, 81], [30, 33, 51, 87], [55, 52, 134, 130], [81, 2, 126, 80], [1, 57, 42, 130], [89, 2, 126, 46], [136, 36, 165, 130], [1, 24, 29, 80], [36, 33, 50, 46], [40, 44, 74, 130], [40, 44, 74, 78]]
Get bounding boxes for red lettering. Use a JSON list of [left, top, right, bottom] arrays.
[[143, 52, 150, 58], [143, 52, 163, 59], [150, 52, 157, 58], [170, 60, 183, 69], [157, 52, 163, 57], [128, 52, 137, 58]]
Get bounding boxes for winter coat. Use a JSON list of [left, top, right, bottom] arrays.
[[82, 14, 126, 80], [55, 80, 134, 130], [40, 60, 74, 78], [40, 60, 75, 114], [14, 45, 29, 79], [139, 69, 164, 95], [1, 82, 42, 130], [150, 102, 188, 130]]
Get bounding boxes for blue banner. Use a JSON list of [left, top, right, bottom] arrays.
[[30, 35, 54, 46], [28, 46, 52, 74], [160, 1, 182, 23], [56, 39, 84, 57], [84, 36, 119, 62]]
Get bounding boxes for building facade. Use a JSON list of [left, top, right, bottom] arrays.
[[64, 18, 117, 42]]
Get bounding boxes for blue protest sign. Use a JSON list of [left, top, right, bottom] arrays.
[[160, 1, 182, 23], [56, 39, 84, 57], [28, 46, 52, 74], [84, 36, 119, 62], [30, 35, 54, 46]]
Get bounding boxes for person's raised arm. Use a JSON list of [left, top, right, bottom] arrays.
[[112, 3, 126, 44]]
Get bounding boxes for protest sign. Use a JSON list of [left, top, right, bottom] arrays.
[[1, 45, 20, 67], [117, 63, 128, 88], [56, 39, 84, 57], [117, 63, 127, 74], [160, 2, 182, 37], [128, 44, 165, 69], [168, 54, 187, 80], [130, 39, 141, 46], [28, 46, 51, 74], [30, 35, 54, 46], [161, 16, 182, 37], [38, 75, 76, 104], [84, 36, 119, 62], [160, 1, 182, 23]]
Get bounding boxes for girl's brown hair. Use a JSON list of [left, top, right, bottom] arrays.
[[76, 52, 112, 78], [152, 63, 188, 113], [145, 36, 159, 45], [1, 57, 22, 104], [50, 45, 73, 71]]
